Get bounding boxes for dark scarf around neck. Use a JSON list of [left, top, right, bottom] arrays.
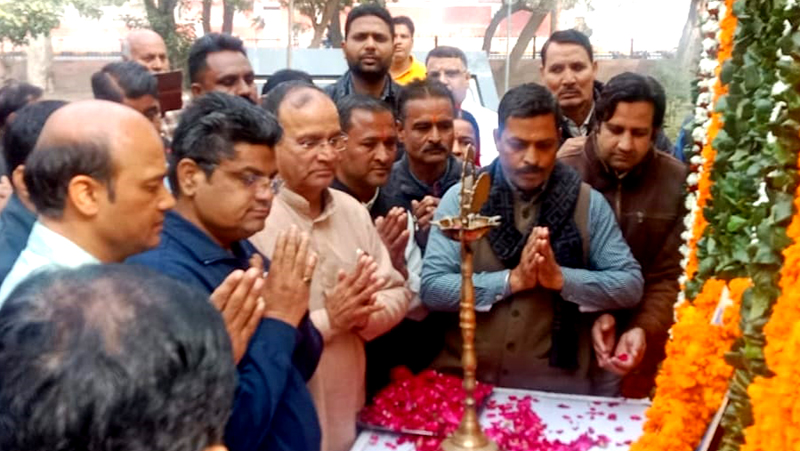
[[480, 159, 585, 370]]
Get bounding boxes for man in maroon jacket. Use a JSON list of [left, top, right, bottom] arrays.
[[559, 72, 687, 397]]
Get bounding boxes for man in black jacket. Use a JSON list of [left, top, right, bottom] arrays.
[[325, 5, 402, 118], [541, 30, 671, 154], [384, 79, 462, 251], [0, 100, 67, 284]]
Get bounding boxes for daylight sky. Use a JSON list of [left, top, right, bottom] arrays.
[[559, 0, 692, 51]]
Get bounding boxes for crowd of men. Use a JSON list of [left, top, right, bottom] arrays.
[[0, 4, 687, 451]]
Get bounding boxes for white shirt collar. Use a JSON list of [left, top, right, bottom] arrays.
[[566, 103, 595, 137], [363, 188, 381, 211], [0, 221, 101, 305], [25, 222, 101, 267]]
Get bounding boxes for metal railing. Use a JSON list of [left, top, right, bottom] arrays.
[[487, 50, 675, 60]]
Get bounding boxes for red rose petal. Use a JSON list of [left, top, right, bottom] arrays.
[[369, 371, 613, 451]]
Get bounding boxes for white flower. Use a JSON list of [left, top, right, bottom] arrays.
[[692, 126, 708, 142], [784, 19, 793, 36], [700, 58, 719, 75], [695, 109, 710, 124], [698, 92, 713, 106], [687, 173, 700, 187], [771, 101, 787, 122], [772, 80, 790, 96], [754, 182, 769, 206], [749, 226, 759, 245], [691, 154, 703, 165], [685, 194, 698, 210], [702, 20, 721, 34], [702, 37, 719, 52], [700, 10, 711, 22], [786, 0, 797, 11], [700, 58, 719, 73], [767, 132, 777, 145]]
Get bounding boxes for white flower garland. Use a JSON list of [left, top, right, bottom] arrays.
[[675, 0, 724, 310], [769, 0, 798, 128]]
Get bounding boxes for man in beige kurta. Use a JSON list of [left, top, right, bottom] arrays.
[[251, 82, 410, 451]]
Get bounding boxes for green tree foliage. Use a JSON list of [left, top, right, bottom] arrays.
[[482, 0, 590, 91], [0, 0, 122, 47], [279, 0, 394, 49]]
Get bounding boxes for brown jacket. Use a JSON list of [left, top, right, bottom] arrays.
[[559, 134, 688, 397]]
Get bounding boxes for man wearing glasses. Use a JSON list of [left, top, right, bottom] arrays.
[[128, 92, 324, 451], [254, 81, 410, 451], [426, 45, 499, 165]]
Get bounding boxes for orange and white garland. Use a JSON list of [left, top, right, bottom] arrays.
[[677, 0, 735, 306], [630, 0, 740, 449]]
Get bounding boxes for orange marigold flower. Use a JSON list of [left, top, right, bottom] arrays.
[[741, 154, 800, 451], [630, 278, 749, 451]]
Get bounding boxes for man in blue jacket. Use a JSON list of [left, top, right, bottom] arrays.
[[0, 100, 67, 283], [128, 92, 322, 451]]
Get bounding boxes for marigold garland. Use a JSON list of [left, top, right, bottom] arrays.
[[682, 0, 737, 287], [635, 6, 742, 448], [630, 278, 750, 451], [741, 155, 800, 451]]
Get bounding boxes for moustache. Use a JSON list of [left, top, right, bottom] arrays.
[[516, 165, 546, 175], [422, 143, 449, 154]]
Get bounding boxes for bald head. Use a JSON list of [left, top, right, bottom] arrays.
[[274, 86, 343, 201], [122, 29, 169, 73], [279, 86, 335, 119], [29, 100, 162, 218], [36, 100, 159, 156], [24, 99, 174, 262]]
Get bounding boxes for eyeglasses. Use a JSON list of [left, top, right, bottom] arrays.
[[238, 172, 283, 196], [292, 133, 348, 154]]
